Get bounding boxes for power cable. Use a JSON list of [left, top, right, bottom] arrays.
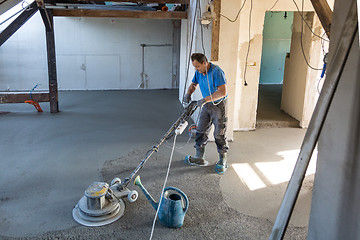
[[219, 0, 247, 23], [0, 1, 31, 26], [243, 0, 252, 86], [29, 83, 41, 100], [22, 0, 32, 10], [198, 1, 206, 55], [181, 0, 200, 105], [320, 31, 329, 55], [164, 111, 201, 149], [291, 0, 329, 42], [299, 0, 323, 71], [215, 0, 253, 86], [148, 134, 177, 240], [268, 0, 281, 12], [198, 0, 223, 104], [316, 74, 325, 94]]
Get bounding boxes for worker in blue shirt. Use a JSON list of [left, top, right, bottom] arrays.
[[183, 53, 229, 174]]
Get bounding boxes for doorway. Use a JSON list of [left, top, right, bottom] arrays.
[[257, 11, 299, 128]]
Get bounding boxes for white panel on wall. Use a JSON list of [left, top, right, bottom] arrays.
[[85, 55, 120, 90], [145, 46, 173, 89], [54, 17, 83, 55], [57, 55, 86, 90]]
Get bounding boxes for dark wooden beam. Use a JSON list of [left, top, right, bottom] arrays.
[[0, 92, 50, 103], [0, 1, 39, 46], [211, 0, 220, 61], [39, 6, 53, 32], [97, 0, 189, 3], [44, 10, 59, 113], [310, 0, 332, 38], [53, 9, 187, 19]]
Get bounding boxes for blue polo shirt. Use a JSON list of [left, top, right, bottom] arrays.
[[192, 63, 227, 100]]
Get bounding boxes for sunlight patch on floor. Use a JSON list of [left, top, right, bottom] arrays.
[[233, 149, 317, 191], [232, 163, 267, 191]]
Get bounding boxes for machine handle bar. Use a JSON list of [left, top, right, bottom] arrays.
[[119, 101, 198, 188]]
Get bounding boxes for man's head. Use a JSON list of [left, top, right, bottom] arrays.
[[191, 53, 208, 74]]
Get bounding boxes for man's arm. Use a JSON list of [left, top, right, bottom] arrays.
[[183, 82, 198, 103], [204, 84, 227, 103], [187, 82, 198, 95]]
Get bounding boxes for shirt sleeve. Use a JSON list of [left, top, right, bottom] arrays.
[[213, 66, 226, 87], [192, 73, 198, 84]]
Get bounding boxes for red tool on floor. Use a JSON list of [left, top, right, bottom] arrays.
[[25, 100, 43, 112], [25, 84, 43, 112]]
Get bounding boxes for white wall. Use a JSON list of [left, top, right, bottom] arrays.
[[230, 0, 332, 131], [0, 12, 176, 91], [281, 12, 325, 128]]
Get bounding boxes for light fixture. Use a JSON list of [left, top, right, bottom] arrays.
[[200, 2, 215, 25]]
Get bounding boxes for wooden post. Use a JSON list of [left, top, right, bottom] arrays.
[[211, 0, 221, 61], [39, 7, 52, 32], [44, 10, 59, 113], [172, 20, 181, 88]]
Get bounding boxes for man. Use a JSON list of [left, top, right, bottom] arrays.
[[183, 53, 229, 174]]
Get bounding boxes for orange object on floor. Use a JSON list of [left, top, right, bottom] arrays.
[[25, 100, 43, 112]]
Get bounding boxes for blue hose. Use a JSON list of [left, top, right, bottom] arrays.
[[29, 84, 39, 100]]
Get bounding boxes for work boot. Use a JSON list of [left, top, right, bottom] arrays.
[[185, 147, 209, 166], [215, 153, 228, 174]]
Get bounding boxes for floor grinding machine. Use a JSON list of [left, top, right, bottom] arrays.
[[72, 101, 198, 226]]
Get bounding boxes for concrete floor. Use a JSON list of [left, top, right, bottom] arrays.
[[0, 90, 316, 239], [257, 84, 299, 128]]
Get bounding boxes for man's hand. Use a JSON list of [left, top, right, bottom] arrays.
[[184, 93, 191, 104], [196, 98, 206, 107]]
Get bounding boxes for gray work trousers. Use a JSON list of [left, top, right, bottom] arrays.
[[195, 99, 229, 154]]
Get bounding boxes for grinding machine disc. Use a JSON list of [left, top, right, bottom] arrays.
[[72, 198, 125, 227]]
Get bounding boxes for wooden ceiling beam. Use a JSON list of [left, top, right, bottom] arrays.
[[47, 0, 189, 4], [53, 9, 187, 19], [88, 0, 189, 3]]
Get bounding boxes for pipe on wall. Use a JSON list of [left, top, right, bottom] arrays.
[[139, 43, 173, 89]]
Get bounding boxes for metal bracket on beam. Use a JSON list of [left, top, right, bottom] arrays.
[[36, 0, 45, 7]]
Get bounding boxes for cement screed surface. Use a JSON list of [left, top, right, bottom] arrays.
[[0, 90, 313, 239]]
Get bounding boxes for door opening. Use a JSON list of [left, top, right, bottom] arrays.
[[257, 11, 299, 128]]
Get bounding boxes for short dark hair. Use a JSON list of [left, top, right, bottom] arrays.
[[191, 53, 208, 64]]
